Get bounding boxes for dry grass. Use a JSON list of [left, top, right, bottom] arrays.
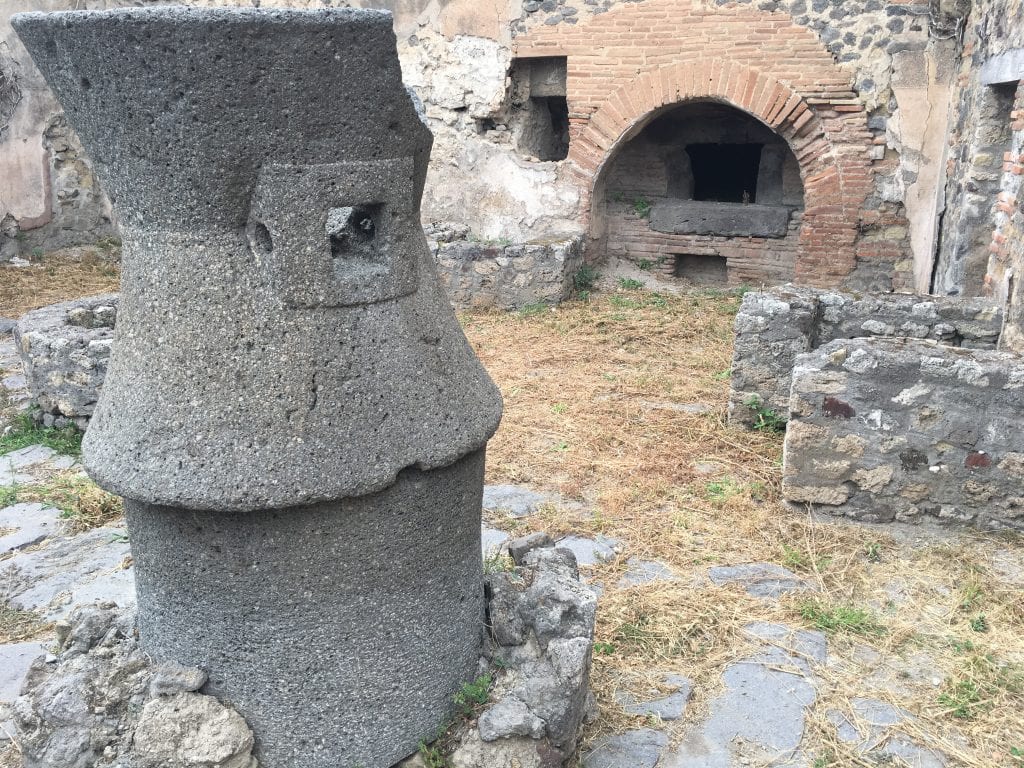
[[13, 472, 124, 535], [0, 601, 50, 644], [464, 287, 1024, 768], [0, 245, 120, 319]]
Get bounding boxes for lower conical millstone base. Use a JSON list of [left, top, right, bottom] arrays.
[[124, 450, 486, 768]]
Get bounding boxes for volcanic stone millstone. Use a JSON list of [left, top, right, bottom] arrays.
[[12, 6, 502, 512], [12, 7, 502, 768]]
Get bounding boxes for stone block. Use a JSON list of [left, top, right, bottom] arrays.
[[649, 200, 792, 238], [729, 285, 1003, 427], [783, 338, 1024, 530], [14, 294, 117, 421]]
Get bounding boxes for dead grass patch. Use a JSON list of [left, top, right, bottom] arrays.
[[0, 600, 50, 644], [14, 472, 123, 535], [465, 289, 1024, 767], [0, 245, 120, 319]]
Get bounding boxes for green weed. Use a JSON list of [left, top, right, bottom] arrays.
[[705, 477, 743, 503], [938, 678, 983, 719], [798, 600, 885, 636], [0, 412, 83, 457], [593, 641, 617, 655], [970, 614, 990, 633], [781, 544, 831, 573], [453, 674, 493, 718], [743, 395, 787, 433], [573, 264, 599, 296], [517, 302, 549, 317], [632, 196, 652, 218], [618, 278, 644, 290]]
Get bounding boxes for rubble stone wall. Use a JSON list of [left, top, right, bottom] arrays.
[[429, 226, 585, 310], [729, 284, 1003, 426], [783, 337, 1024, 531], [13, 293, 117, 428]]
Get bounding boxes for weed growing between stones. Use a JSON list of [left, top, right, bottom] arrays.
[[797, 600, 886, 637], [413, 673, 497, 767], [0, 412, 82, 456], [743, 394, 787, 433]]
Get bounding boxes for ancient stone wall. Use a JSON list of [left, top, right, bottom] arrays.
[[3, 0, 1019, 300], [783, 337, 1024, 531], [0, 1, 116, 263], [429, 225, 585, 309], [729, 284, 1002, 426], [13, 293, 117, 429]]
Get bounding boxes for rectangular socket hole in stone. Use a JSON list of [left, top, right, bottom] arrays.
[[673, 253, 728, 285], [327, 204, 386, 277]]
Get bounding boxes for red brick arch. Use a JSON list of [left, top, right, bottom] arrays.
[[572, 59, 869, 285]]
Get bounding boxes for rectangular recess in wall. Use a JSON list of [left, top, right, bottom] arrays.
[[673, 253, 728, 285]]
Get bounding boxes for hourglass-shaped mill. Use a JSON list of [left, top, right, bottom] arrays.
[[13, 7, 503, 767]]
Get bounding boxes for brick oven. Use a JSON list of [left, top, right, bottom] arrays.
[[599, 101, 805, 286]]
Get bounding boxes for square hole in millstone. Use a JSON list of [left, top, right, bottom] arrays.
[[327, 204, 384, 275]]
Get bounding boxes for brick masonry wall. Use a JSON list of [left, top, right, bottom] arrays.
[[783, 337, 1024, 531], [513, 0, 910, 289], [729, 284, 1003, 426], [606, 205, 803, 286]]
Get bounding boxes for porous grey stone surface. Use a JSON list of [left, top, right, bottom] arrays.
[[614, 673, 693, 721], [13, 6, 502, 512], [650, 200, 792, 238], [0, 502, 61, 552], [707, 563, 812, 599], [980, 47, 1024, 85], [15, 8, 503, 767], [483, 484, 551, 518], [471, 546, 597, 766], [0, 444, 55, 486], [2, 524, 134, 620], [728, 284, 1003, 426], [618, 557, 674, 587], [482, 522, 511, 554], [664, 623, 826, 768], [126, 452, 486, 768], [582, 728, 668, 768], [783, 338, 1024, 530], [10, 605, 259, 768], [13, 294, 116, 427], [555, 534, 619, 566], [0, 641, 48, 740], [428, 223, 585, 310], [828, 698, 946, 768], [508, 531, 554, 565]]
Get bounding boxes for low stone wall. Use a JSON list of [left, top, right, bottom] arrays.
[[428, 223, 585, 310], [729, 285, 1003, 426], [14, 294, 118, 429], [783, 338, 1024, 531]]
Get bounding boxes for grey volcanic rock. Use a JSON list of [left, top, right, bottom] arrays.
[[11, 605, 258, 768], [126, 452, 486, 768], [13, 7, 502, 512], [13, 294, 117, 424], [470, 547, 597, 765], [14, 7, 502, 768]]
